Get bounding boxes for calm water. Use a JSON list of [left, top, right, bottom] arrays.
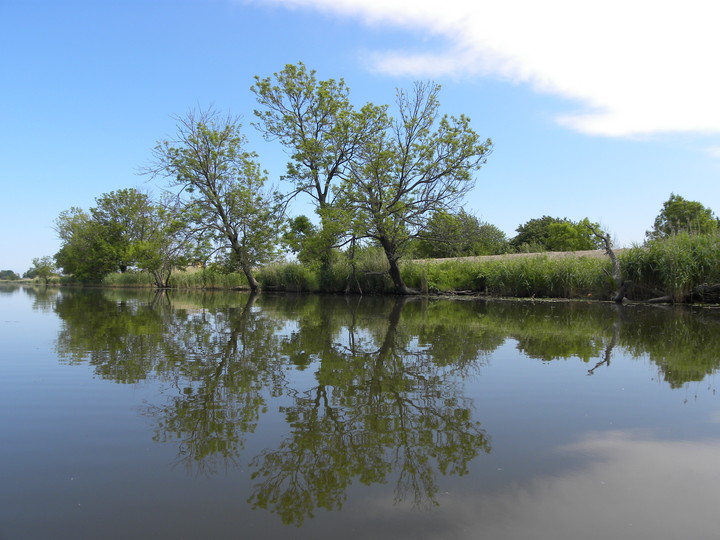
[[2, 285, 720, 539]]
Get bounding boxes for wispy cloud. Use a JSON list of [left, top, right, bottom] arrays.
[[253, 0, 720, 138]]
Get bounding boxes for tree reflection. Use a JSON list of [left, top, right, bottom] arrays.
[[21, 284, 61, 312], [47, 289, 720, 526], [53, 289, 288, 473], [618, 306, 720, 388], [146, 292, 288, 474], [54, 288, 166, 382], [248, 297, 492, 525]]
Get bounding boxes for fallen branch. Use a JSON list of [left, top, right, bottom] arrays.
[[648, 283, 720, 304], [588, 225, 628, 303]]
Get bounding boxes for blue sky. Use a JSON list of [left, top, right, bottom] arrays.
[[2, 0, 719, 274]]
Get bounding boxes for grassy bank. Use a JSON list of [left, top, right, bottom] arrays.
[[51, 232, 720, 303]]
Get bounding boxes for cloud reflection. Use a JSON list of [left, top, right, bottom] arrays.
[[358, 430, 720, 540]]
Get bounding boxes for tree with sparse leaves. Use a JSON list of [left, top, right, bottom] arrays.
[[338, 82, 492, 294], [146, 108, 284, 292], [28, 257, 56, 285]]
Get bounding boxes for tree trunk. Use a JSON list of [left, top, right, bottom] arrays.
[[232, 242, 260, 293], [151, 268, 172, 289], [588, 225, 628, 303], [380, 238, 417, 295], [241, 264, 260, 293]]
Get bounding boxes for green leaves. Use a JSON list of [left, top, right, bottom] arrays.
[[336, 81, 492, 292], [511, 216, 603, 252], [54, 189, 193, 286], [147, 108, 284, 290], [646, 193, 719, 240], [252, 62, 388, 208]]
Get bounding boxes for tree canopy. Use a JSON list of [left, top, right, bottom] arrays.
[[338, 82, 492, 293], [54, 189, 192, 286], [510, 216, 602, 252], [646, 193, 719, 240], [0, 270, 20, 281], [28, 257, 56, 285], [412, 209, 508, 258], [251, 62, 387, 210]]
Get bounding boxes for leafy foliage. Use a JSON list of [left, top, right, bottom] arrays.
[[646, 193, 719, 240], [55, 207, 126, 282], [252, 62, 386, 209], [412, 209, 508, 258], [147, 108, 284, 291], [0, 270, 20, 280], [54, 190, 192, 286], [339, 82, 492, 293], [511, 216, 602, 252], [28, 256, 57, 284]]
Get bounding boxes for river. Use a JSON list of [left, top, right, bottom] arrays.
[[1, 285, 719, 539]]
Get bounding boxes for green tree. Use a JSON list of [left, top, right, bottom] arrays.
[[94, 189, 195, 288], [147, 108, 284, 292], [0, 270, 20, 281], [54, 207, 124, 282], [511, 216, 602, 252], [412, 209, 508, 258], [28, 256, 56, 285], [92, 188, 149, 272], [282, 215, 321, 265], [646, 193, 719, 240], [251, 63, 388, 273], [55, 190, 192, 287], [338, 82, 492, 294]]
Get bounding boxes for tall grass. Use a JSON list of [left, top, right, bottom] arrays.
[[620, 232, 720, 301], [404, 255, 612, 298], [479, 256, 611, 298], [257, 248, 394, 293], [170, 268, 249, 289], [102, 271, 154, 287], [97, 268, 250, 289], [257, 262, 319, 292], [403, 260, 481, 292]]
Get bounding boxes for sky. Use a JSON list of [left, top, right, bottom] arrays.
[[2, 0, 720, 274]]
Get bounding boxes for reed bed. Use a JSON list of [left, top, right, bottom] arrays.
[[405, 255, 612, 298], [620, 232, 720, 301]]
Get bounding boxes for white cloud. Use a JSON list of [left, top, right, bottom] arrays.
[[255, 0, 720, 137]]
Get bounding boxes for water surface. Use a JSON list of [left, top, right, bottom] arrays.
[[1, 285, 719, 539]]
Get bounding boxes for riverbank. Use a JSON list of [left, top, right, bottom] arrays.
[[34, 232, 720, 304]]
